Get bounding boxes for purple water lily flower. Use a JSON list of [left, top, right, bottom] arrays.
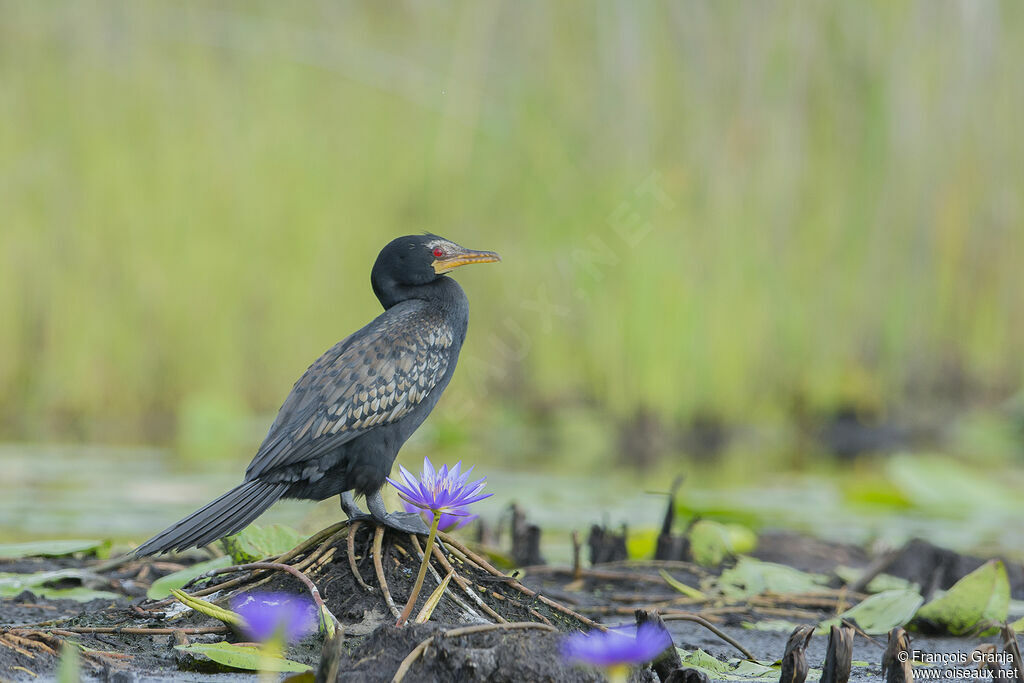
[[561, 623, 673, 667], [387, 457, 492, 514], [403, 501, 478, 532], [230, 592, 316, 644]]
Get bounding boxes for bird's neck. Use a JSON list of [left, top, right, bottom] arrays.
[[373, 275, 466, 313]]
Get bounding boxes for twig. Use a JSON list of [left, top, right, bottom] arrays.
[[584, 558, 712, 577], [36, 626, 228, 636], [848, 550, 900, 594], [145, 570, 258, 610], [841, 618, 886, 651], [272, 521, 349, 565], [373, 526, 401, 620], [571, 530, 582, 581], [659, 613, 756, 660], [575, 604, 722, 620], [294, 526, 349, 572], [347, 522, 376, 593], [407, 535, 486, 624], [517, 565, 679, 585], [752, 606, 827, 620], [391, 622, 557, 683], [437, 532, 605, 631], [428, 540, 506, 624], [89, 554, 139, 574], [143, 526, 349, 610], [202, 561, 337, 630], [528, 609, 554, 627]]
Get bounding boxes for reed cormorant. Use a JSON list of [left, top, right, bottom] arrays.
[[135, 234, 499, 555]]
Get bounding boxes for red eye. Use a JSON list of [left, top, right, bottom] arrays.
[[432, 247, 444, 258]]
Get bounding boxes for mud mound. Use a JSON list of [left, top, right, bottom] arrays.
[[319, 622, 621, 683]]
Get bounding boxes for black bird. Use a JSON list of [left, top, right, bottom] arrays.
[[135, 235, 500, 556]]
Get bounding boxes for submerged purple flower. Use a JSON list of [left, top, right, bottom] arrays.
[[230, 592, 316, 644], [561, 623, 673, 667], [387, 457, 492, 514], [403, 501, 478, 532]]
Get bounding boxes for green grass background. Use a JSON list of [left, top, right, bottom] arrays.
[[1, 2, 1022, 461]]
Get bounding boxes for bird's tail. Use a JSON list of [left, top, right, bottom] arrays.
[[134, 481, 289, 557]]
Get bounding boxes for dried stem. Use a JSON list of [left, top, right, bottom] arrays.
[[437, 531, 606, 631], [427, 539, 506, 623], [201, 561, 338, 631], [34, 626, 228, 636], [347, 522, 376, 592], [660, 613, 755, 660], [372, 526, 401, 619], [407, 534, 486, 623], [396, 512, 441, 627]]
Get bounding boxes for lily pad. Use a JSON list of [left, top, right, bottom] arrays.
[[0, 569, 121, 602], [913, 560, 1009, 636], [220, 524, 306, 564], [718, 557, 830, 599], [147, 555, 233, 599], [819, 589, 923, 635], [834, 565, 918, 594], [677, 649, 778, 680], [0, 539, 109, 559], [741, 619, 802, 632], [175, 642, 311, 672]]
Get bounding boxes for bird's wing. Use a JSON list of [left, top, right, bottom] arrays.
[[245, 304, 456, 479]]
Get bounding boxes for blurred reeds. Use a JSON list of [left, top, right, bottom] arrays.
[[0, 2, 1022, 449]]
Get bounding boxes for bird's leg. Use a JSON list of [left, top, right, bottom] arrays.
[[340, 490, 371, 522], [365, 490, 430, 535]]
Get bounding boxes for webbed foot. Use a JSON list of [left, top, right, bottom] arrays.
[[378, 511, 431, 535], [364, 490, 430, 535]]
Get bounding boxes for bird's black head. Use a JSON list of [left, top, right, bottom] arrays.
[[371, 234, 500, 308]]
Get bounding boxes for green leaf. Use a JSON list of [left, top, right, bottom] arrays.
[[415, 571, 454, 624], [220, 524, 306, 564], [170, 588, 244, 627], [689, 520, 732, 567], [819, 589, 924, 635], [0, 569, 122, 602], [718, 557, 829, 599], [31, 586, 123, 601], [147, 555, 233, 599], [677, 649, 778, 680], [913, 560, 1009, 636], [885, 455, 1019, 515], [0, 539, 108, 559], [835, 566, 918, 594], [318, 604, 337, 638], [726, 524, 758, 555], [175, 642, 311, 672], [282, 673, 316, 683], [56, 642, 81, 683], [686, 521, 756, 567], [660, 569, 706, 599], [741, 619, 801, 632], [626, 528, 659, 559]]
